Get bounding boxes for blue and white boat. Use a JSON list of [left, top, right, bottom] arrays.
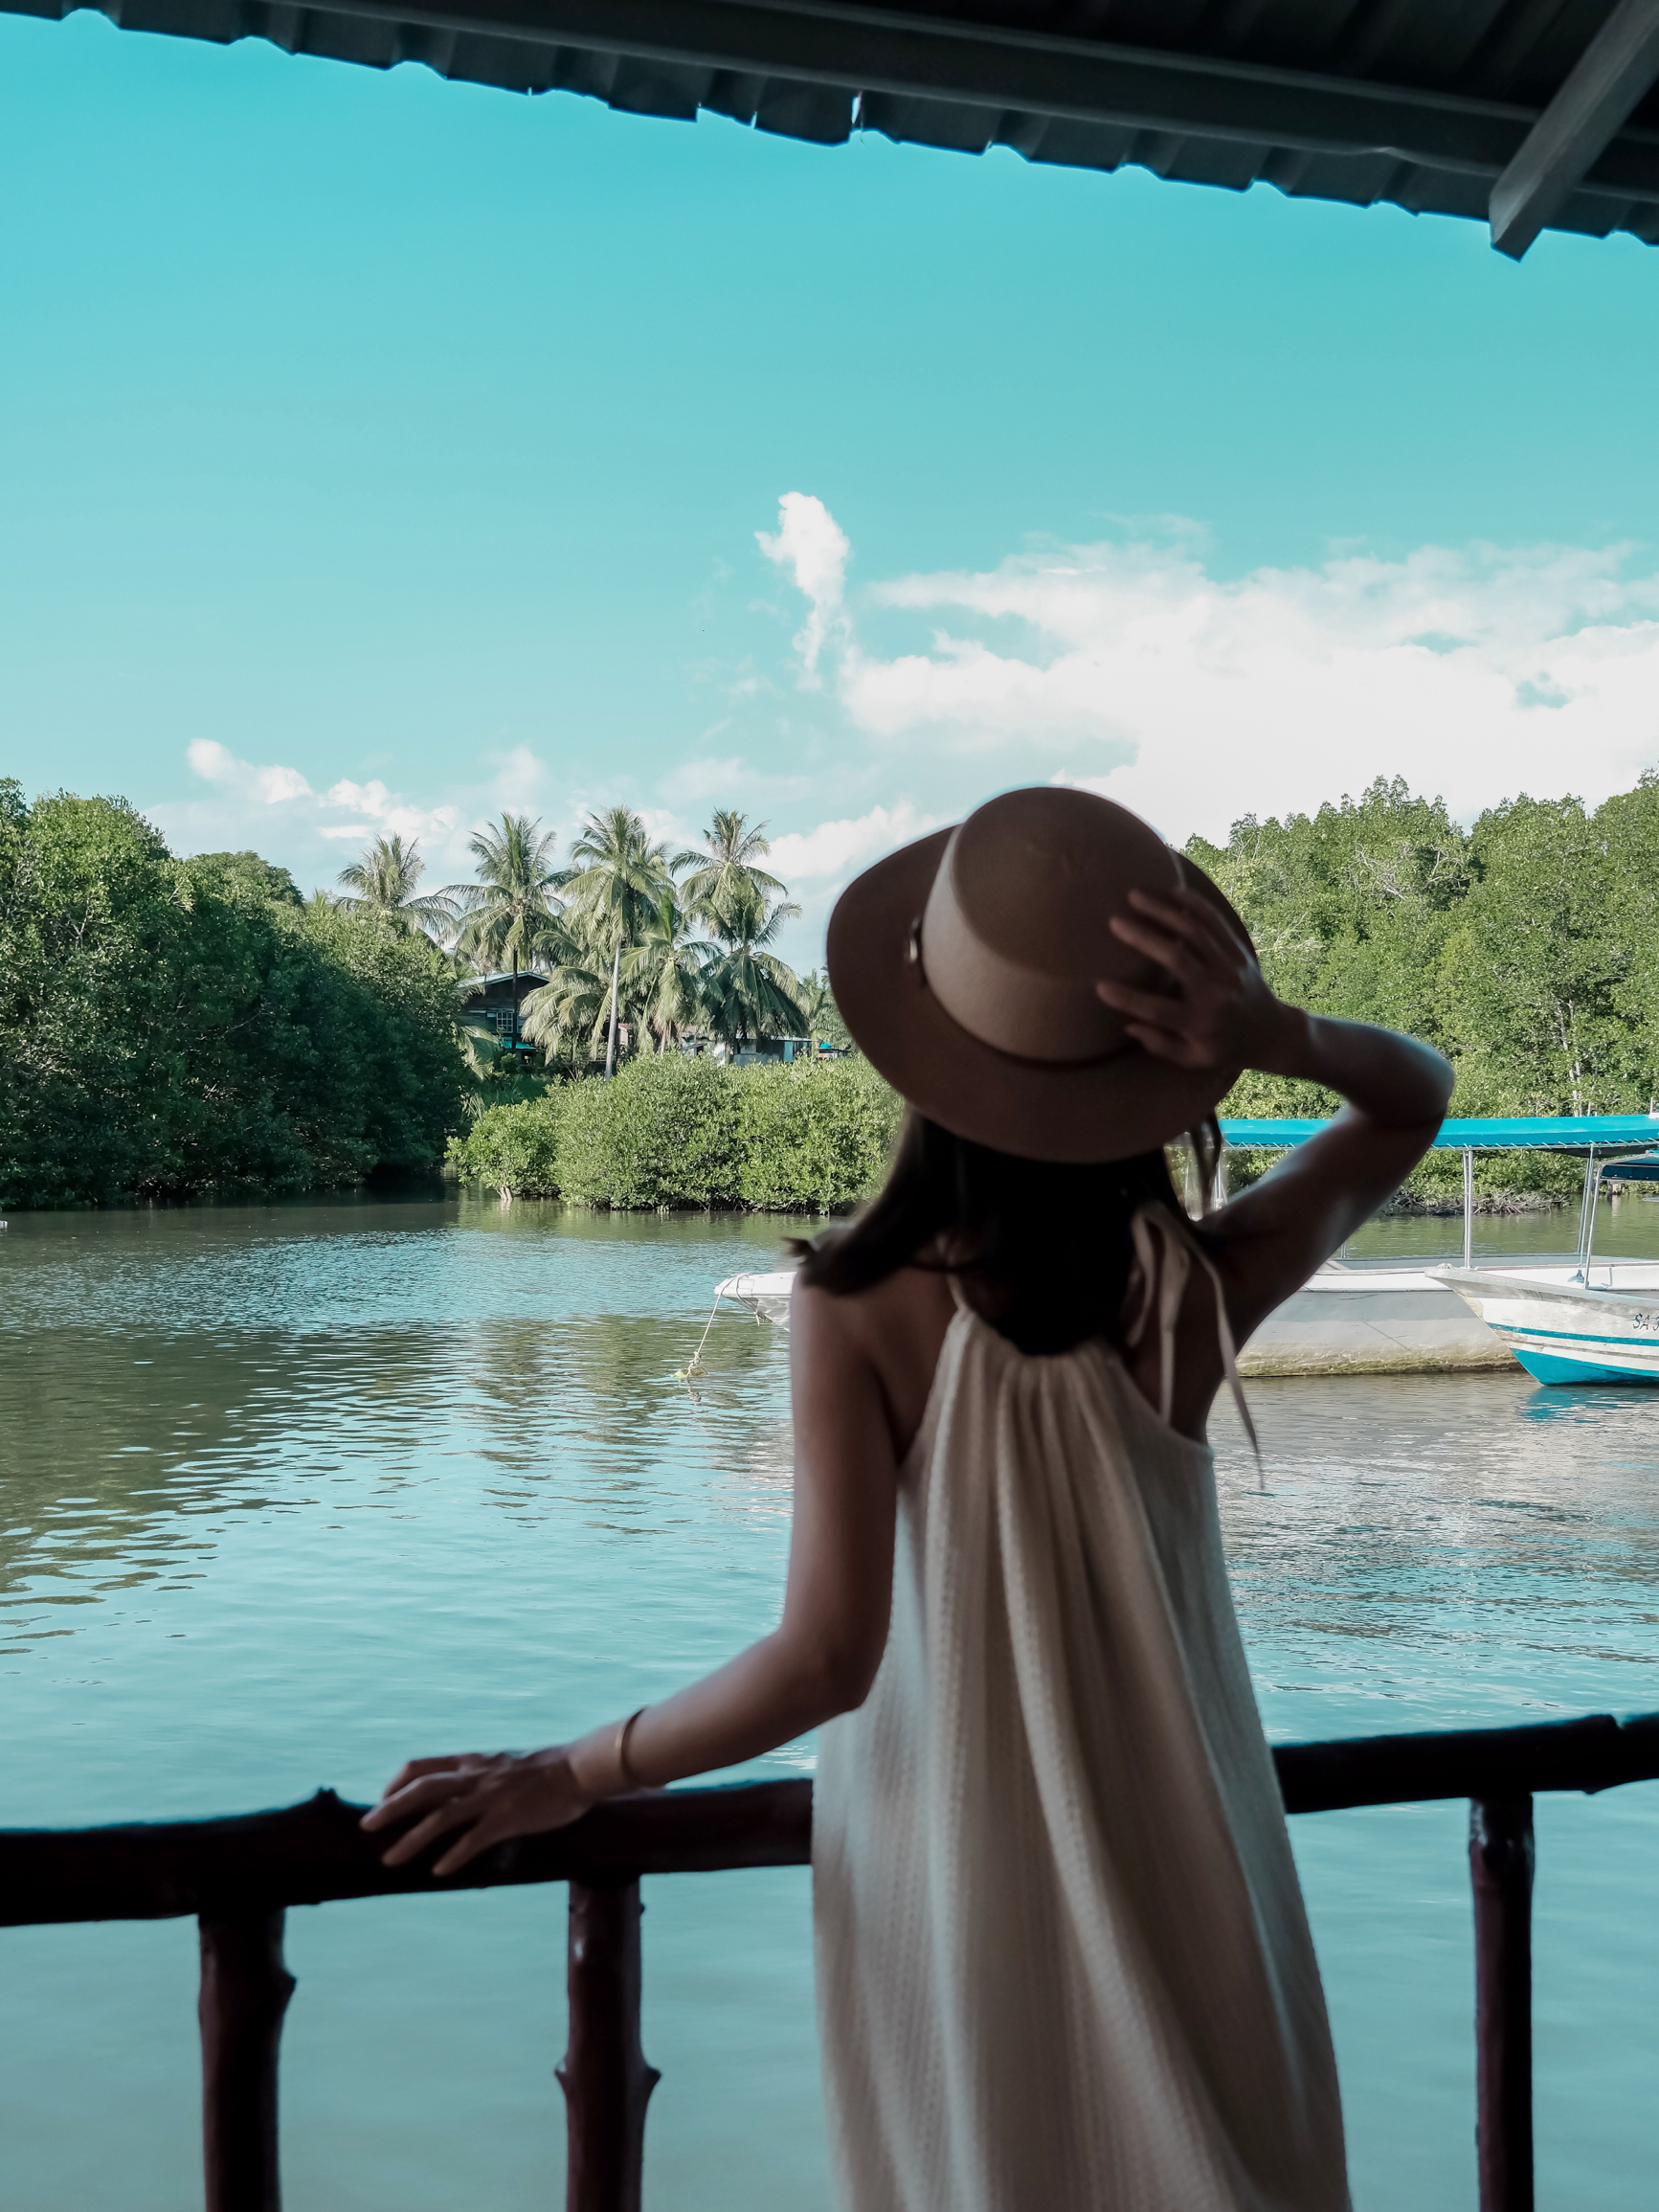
[[1431, 1264, 1659, 1385], [1430, 1146, 1659, 1385]]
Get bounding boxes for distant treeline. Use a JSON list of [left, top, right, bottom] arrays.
[[450, 1052, 901, 1213], [11, 770, 1658, 1212], [1190, 774, 1659, 1203], [0, 785, 467, 1208]]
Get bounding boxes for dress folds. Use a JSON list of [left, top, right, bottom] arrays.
[[812, 1287, 1350, 2212]]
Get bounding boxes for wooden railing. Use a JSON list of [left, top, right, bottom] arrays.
[[5, 1710, 1658, 2212]]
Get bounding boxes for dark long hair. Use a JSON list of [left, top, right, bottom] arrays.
[[794, 1111, 1222, 1357]]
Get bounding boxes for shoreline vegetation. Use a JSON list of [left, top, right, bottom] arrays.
[[448, 1052, 902, 1213], [1202, 772, 1659, 1217], [6, 773, 1657, 1214]]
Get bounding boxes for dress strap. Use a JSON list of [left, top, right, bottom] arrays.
[[1126, 1205, 1261, 1468], [945, 1272, 972, 1316]]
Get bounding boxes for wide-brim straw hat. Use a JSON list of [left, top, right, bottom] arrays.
[[826, 786, 1253, 1164]]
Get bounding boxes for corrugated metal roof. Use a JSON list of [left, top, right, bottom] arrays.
[[11, 0, 1659, 252]]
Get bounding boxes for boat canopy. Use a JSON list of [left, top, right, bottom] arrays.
[[1220, 1116, 1659, 1155]]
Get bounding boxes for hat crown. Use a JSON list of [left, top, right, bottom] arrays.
[[921, 788, 1179, 1064]]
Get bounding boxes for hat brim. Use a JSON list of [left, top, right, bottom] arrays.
[[827, 827, 1249, 1165]]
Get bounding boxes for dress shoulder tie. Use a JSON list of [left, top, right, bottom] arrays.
[[1126, 1204, 1260, 1466]]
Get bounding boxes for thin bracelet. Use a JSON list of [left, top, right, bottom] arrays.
[[616, 1706, 649, 1791]]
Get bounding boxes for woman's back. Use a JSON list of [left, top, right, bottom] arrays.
[[812, 1275, 1350, 2212], [807, 1228, 1230, 1464]]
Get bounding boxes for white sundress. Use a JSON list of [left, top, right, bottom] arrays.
[[811, 1215, 1350, 2212]]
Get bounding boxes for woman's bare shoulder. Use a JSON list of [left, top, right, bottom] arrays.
[[793, 1252, 955, 1341], [792, 1256, 956, 1458]]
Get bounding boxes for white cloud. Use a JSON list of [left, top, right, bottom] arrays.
[[767, 801, 935, 888], [657, 755, 747, 805], [756, 502, 1659, 846], [152, 741, 468, 890], [756, 492, 851, 687], [136, 505, 1659, 979], [187, 738, 315, 805], [486, 744, 550, 809]]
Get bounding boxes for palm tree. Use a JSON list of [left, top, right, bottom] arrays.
[[562, 806, 673, 1077], [626, 887, 710, 1050], [674, 810, 788, 926], [796, 968, 847, 1048], [445, 813, 564, 1050], [519, 918, 617, 1070], [701, 882, 806, 1051], [336, 834, 458, 939]]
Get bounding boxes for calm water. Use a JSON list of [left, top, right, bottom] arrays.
[[3, 1194, 1658, 2211]]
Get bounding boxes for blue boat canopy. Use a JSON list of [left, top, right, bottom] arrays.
[[1219, 1115, 1659, 1154]]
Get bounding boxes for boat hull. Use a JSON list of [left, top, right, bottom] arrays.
[[1434, 1268, 1659, 1385], [715, 1267, 1516, 1375], [1237, 1271, 1511, 1376], [716, 1262, 1659, 1382], [714, 1272, 796, 1329]]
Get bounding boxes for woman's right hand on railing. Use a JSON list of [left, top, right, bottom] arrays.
[[362, 1746, 596, 1878]]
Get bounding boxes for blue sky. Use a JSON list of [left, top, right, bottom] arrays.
[[5, 11, 1659, 958]]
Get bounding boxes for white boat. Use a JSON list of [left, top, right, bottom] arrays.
[[713, 1271, 797, 1329], [709, 1127, 1659, 1382], [1433, 1265, 1659, 1385], [1238, 1264, 1511, 1374], [711, 1261, 1513, 1375], [715, 1254, 1659, 1381]]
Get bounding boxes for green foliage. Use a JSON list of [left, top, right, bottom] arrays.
[[298, 900, 473, 1175], [673, 808, 788, 919], [562, 805, 676, 1075], [459, 1040, 554, 1108], [1438, 794, 1627, 1116], [1193, 773, 1659, 1208], [0, 790, 470, 1207], [737, 1057, 905, 1212], [1191, 776, 1470, 1118], [558, 1055, 745, 1208], [455, 1054, 901, 1211], [447, 1095, 564, 1197], [28, 763, 1659, 1219]]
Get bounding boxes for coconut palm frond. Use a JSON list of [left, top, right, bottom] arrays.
[[674, 808, 788, 922], [623, 887, 713, 1050], [560, 806, 675, 1075], [796, 968, 849, 1047], [521, 944, 620, 1069], [440, 813, 566, 1044], [335, 834, 460, 940], [699, 883, 807, 1047], [705, 879, 801, 953]]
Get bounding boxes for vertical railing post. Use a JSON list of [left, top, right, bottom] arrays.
[[1469, 1795, 1535, 2212], [199, 1909, 295, 2212], [558, 1878, 660, 2212]]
